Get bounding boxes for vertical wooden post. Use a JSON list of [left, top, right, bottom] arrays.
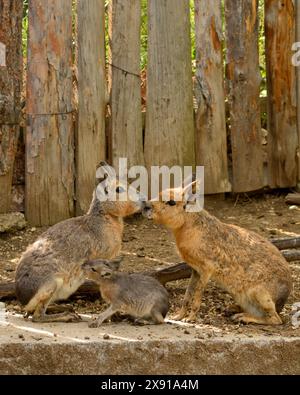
[[265, 0, 297, 188], [76, 0, 106, 215], [108, 0, 144, 169], [194, 0, 230, 194], [26, 0, 74, 225], [145, 0, 195, 168], [296, 0, 300, 189], [0, 1, 23, 213], [225, 0, 264, 192]]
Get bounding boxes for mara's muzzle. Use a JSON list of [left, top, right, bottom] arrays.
[[142, 202, 153, 219]]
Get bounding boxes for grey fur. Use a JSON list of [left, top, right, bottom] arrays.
[[15, 174, 143, 323], [82, 259, 169, 326]]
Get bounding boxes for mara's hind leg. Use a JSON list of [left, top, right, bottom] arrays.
[[232, 288, 282, 325], [26, 278, 81, 323], [134, 309, 165, 325], [150, 309, 165, 324]]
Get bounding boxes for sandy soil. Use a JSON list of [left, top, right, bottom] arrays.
[[1, 192, 300, 338]]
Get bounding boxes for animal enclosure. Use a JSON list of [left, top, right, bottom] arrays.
[[0, 0, 299, 225]]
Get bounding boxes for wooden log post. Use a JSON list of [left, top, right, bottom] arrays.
[[76, 0, 106, 215], [26, 0, 75, 225], [145, 0, 195, 170], [296, 0, 300, 189], [225, 0, 264, 192], [194, 0, 231, 194], [265, 0, 298, 188], [0, 1, 23, 213], [108, 0, 144, 169]]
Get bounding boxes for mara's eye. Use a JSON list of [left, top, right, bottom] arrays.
[[116, 186, 125, 194], [91, 268, 97, 273], [166, 200, 176, 206]]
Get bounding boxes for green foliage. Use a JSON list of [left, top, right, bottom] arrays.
[[190, 0, 196, 71], [22, 0, 28, 56], [140, 0, 148, 70], [258, 0, 267, 97], [22, 0, 267, 94]]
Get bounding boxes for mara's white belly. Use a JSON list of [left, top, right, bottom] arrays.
[[55, 276, 85, 301]]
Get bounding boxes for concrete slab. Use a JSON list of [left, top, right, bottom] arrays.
[[1, 310, 300, 375]]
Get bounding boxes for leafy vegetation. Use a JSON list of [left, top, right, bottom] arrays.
[[22, 0, 267, 94], [22, 0, 28, 56]]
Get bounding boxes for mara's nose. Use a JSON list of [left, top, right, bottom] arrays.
[[142, 202, 152, 211], [142, 202, 153, 219]]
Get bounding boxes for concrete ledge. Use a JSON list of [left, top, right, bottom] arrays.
[[1, 315, 300, 375]]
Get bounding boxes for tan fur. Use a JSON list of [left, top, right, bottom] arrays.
[[143, 188, 292, 325], [15, 167, 144, 323]]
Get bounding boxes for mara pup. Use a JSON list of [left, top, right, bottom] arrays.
[[15, 162, 144, 323], [143, 183, 292, 325], [82, 258, 169, 327]]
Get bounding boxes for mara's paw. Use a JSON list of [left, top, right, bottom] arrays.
[[64, 312, 82, 323], [133, 318, 149, 326], [172, 309, 188, 321], [23, 312, 30, 320], [231, 313, 247, 324], [230, 312, 280, 325], [182, 313, 198, 323]]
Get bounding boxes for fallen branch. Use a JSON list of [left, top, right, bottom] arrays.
[[270, 237, 300, 250], [281, 249, 300, 262], [0, 282, 16, 300], [285, 193, 300, 206], [0, 281, 100, 302], [149, 262, 192, 285], [1, 237, 300, 300]]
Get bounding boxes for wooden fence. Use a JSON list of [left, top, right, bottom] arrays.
[[0, 0, 299, 226]]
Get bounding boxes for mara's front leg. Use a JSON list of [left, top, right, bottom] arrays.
[[173, 269, 199, 321], [89, 305, 119, 328], [183, 268, 213, 323]]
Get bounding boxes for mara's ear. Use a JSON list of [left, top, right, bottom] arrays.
[[182, 172, 197, 187], [107, 256, 123, 271], [182, 180, 200, 203], [96, 161, 116, 179], [95, 162, 117, 191]]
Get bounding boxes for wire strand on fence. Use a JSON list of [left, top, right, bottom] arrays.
[[107, 62, 140, 79]]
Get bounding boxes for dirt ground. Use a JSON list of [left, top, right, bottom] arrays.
[[1, 192, 300, 338]]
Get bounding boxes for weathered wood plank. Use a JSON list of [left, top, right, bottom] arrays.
[[145, 0, 195, 169], [76, 0, 106, 215], [225, 0, 264, 192], [265, 0, 298, 188], [296, 0, 300, 188], [108, 0, 144, 169], [194, 0, 230, 194], [0, 0, 23, 213], [26, 0, 74, 225]]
